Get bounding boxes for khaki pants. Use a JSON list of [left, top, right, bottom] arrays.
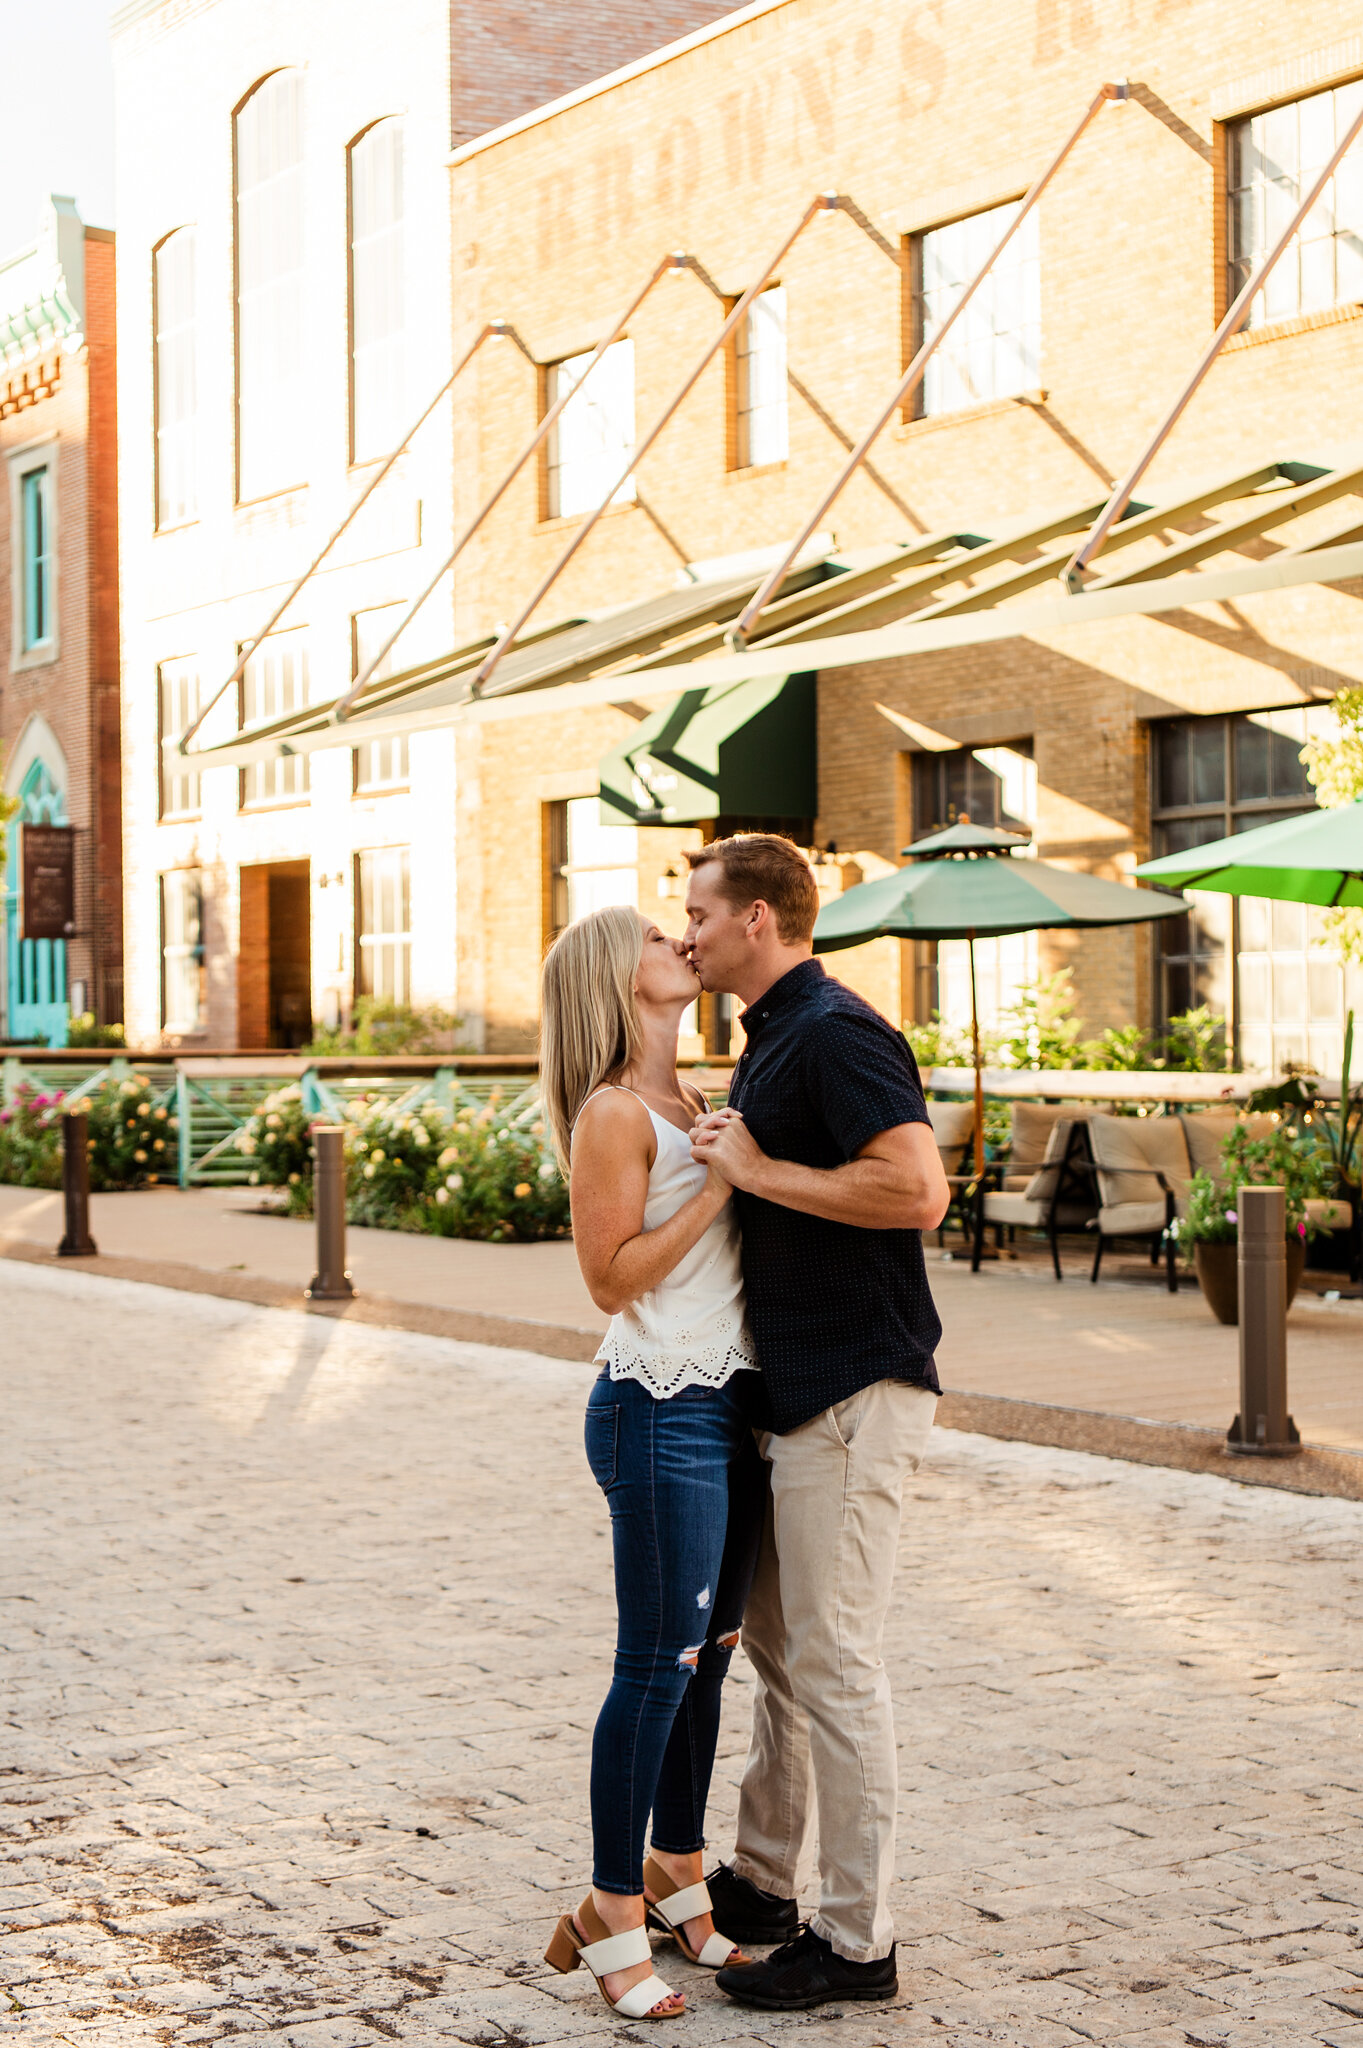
[[732, 1379, 937, 1962]]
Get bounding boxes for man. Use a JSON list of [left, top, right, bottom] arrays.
[[684, 832, 948, 2012]]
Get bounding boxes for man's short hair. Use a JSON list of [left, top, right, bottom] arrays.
[[686, 833, 819, 944]]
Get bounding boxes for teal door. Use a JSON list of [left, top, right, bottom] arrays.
[[4, 760, 68, 1048]]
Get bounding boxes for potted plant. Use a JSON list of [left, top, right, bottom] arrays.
[[1176, 1124, 1329, 1324]]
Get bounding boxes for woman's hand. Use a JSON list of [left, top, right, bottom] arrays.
[[572, 1092, 735, 1315]]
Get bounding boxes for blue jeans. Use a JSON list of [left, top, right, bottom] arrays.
[[584, 1370, 764, 1896]]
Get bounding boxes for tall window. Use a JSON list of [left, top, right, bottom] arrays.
[[546, 797, 638, 937], [1228, 80, 1363, 328], [158, 660, 201, 819], [356, 845, 411, 1003], [1151, 708, 1358, 1072], [239, 629, 309, 807], [349, 120, 405, 463], [20, 464, 53, 651], [545, 340, 635, 520], [154, 230, 198, 527], [161, 869, 205, 1032], [733, 285, 788, 469], [352, 603, 410, 791], [235, 71, 306, 500], [912, 743, 1038, 1030], [912, 201, 1041, 417]]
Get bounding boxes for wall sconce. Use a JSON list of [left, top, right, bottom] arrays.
[[657, 866, 683, 901]]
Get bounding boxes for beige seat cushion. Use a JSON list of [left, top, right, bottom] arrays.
[[927, 1099, 974, 1173], [1022, 1117, 1080, 1204], [984, 1191, 1047, 1228], [1097, 1200, 1168, 1237], [1088, 1112, 1190, 1210], [1178, 1110, 1279, 1178], [1306, 1196, 1353, 1231], [1009, 1100, 1071, 1173]]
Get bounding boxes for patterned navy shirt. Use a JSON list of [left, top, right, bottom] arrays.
[[727, 958, 942, 1434]]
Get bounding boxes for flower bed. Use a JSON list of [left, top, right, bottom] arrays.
[[0, 1075, 178, 1190], [235, 1084, 570, 1242]]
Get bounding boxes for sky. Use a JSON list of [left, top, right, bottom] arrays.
[[1, 0, 116, 258]]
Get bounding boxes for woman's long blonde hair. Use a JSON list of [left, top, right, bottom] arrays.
[[540, 905, 644, 1172]]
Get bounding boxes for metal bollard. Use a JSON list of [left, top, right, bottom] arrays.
[[57, 1111, 99, 1257], [1226, 1184, 1300, 1456], [305, 1126, 355, 1301]]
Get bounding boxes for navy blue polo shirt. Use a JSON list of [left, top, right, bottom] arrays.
[[727, 958, 942, 1434]]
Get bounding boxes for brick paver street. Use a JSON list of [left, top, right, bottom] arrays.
[[3, 1259, 1362, 2046]]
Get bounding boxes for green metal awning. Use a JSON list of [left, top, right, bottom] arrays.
[[598, 671, 816, 826]]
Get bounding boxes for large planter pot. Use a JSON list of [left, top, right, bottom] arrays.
[[1193, 1239, 1306, 1325]]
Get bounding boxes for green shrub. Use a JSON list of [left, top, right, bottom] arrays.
[[1174, 1122, 1331, 1261], [303, 999, 464, 1056], [66, 1013, 127, 1050], [233, 1085, 316, 1215], [0, 1074, 178, 1189], [0, 1085, 62, 1187], [239, 1083, 571, 1242]]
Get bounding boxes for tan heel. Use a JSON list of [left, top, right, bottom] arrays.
[[544, 1913, 582, 1973]]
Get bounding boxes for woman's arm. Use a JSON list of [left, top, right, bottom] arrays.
[[571, 1091, 733, 1316]]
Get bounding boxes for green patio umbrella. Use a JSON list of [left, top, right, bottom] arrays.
[[1133, 796, 1363, 905], [815, 821, 1187, 1173]]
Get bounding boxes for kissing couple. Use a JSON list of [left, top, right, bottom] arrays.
[[538, 832, 948, 2019]]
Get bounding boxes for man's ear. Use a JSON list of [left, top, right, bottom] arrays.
[[747, 898, 771, 938]]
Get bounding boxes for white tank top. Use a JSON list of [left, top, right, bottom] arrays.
[[574, 1087, 757, 1400]]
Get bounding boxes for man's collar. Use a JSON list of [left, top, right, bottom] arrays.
[[739, 957, 825, 1038]]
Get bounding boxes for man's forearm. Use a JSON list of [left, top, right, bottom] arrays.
[[747, 1153, 941, 1230]]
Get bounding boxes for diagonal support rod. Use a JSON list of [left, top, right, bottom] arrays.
[[726, 83, 1128, 651], [471, 193, 843, 697], [179, 320, 506, 755], [1061, 94, 1363, 591], [331, 252, 692, 724]]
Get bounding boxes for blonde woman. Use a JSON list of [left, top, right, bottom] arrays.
[[540, 905, 761, 2021]]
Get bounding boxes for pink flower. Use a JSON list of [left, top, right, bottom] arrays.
[[1297, 1221, 1307, 1237]]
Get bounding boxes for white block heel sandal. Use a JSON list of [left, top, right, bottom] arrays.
[[643, 1858, 744, 1968], [544, 1899, 682, 2019]]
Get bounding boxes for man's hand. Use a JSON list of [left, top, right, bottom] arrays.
[[690, 1109, 768, 1193], [692, 1111, 949, 1230]]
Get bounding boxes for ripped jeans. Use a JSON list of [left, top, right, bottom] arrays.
[[585, 1369, 764, 1896]]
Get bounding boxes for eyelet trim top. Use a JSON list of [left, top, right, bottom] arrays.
[[575, 1088, 757, 1402]]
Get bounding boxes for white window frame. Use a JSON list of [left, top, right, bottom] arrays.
[[234, 70, 307, 502], [915, 201, 1041, 417], [239, 628, 310, 809], [1227, 78, 1363, 329], [158, 659, 202, 820], [7, 436, 59, 670], [349, 118, 406, 465], [351, 603, 410, 792], [734, 285, 788, 469], [545, 340, 636, 520], [561, 796, 638, 925], [356, 844, 412, 1005], [161, 868, 205, 1033], [153, 228, 198, 529]]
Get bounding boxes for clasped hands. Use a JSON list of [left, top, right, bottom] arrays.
[[689, 1107, 767, 1192]]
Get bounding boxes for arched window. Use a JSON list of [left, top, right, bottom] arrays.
[[348, 118, 405, 462], [154, 229, 197, 527], [235, 70, 306, 500]]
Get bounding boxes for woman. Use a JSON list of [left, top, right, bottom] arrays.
[[539, 905, 762, 2021]]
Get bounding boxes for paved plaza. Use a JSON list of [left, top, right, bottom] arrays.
[[3, 1260, 1363, 2046]]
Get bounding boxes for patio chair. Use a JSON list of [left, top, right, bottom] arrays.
[[970, 1110, 1096, 1281], [926, 1099, 976, 1247], [1085, 1111, 1192, 1291]]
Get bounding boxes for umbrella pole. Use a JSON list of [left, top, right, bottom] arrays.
[[968, 931, 985, 1178]]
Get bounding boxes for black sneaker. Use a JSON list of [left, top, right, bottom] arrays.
[[716, 1923, 897, 2009], [704, 1862, 799, 1946]]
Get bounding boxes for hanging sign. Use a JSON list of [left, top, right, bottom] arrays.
[[18, 824, 76, 941]]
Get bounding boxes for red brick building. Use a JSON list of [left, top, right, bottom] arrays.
[[1, 197, 122, 1044]]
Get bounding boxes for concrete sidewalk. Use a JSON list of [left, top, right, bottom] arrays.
[[4, 1182, 1361, 1486]]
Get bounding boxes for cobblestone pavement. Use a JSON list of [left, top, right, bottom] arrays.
[[3, 1262, 1362, 2048]]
